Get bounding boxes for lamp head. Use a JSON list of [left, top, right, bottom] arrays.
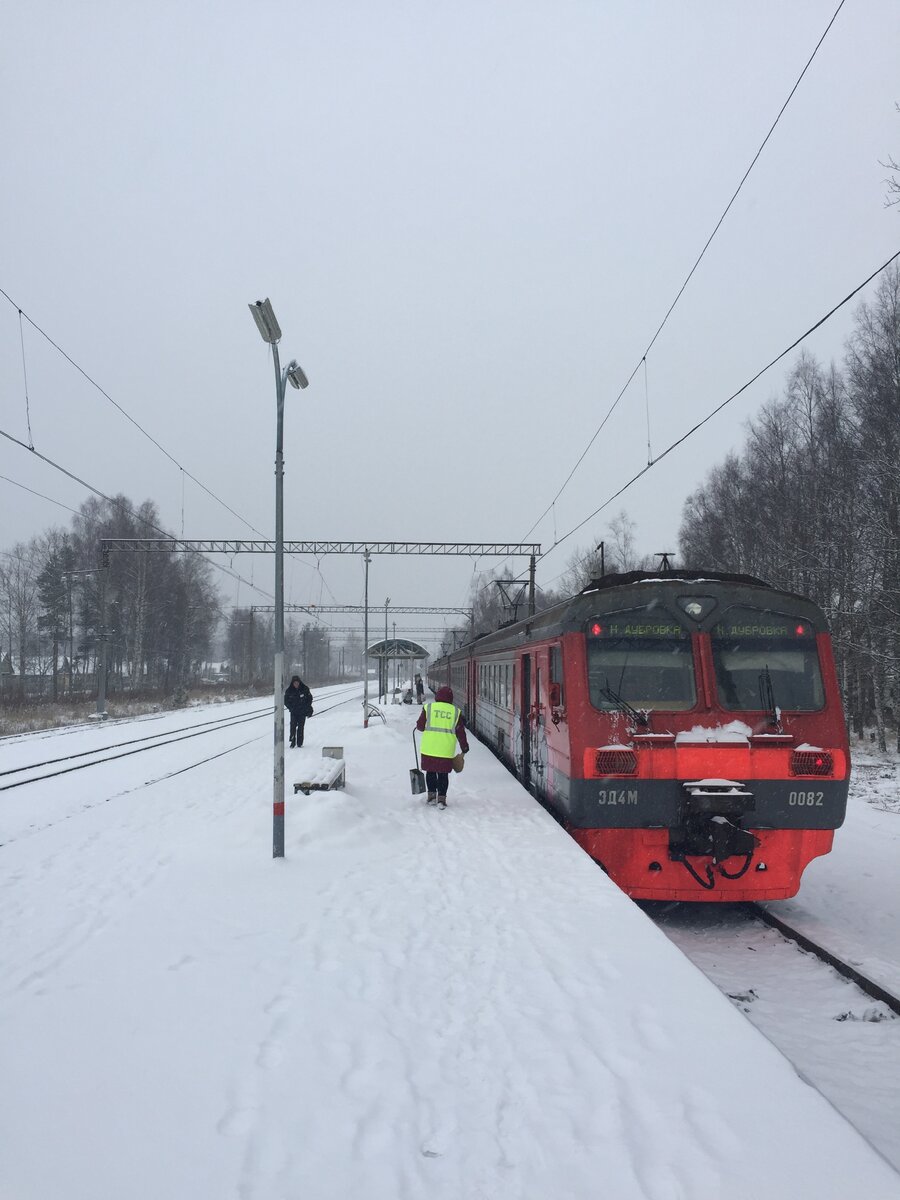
[[248, 298, 282, 345], [286, 361, 309, 390]]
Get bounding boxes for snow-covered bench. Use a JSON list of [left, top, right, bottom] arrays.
[[293, 747, 346, 796]]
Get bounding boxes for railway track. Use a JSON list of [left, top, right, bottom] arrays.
[[0, 686, 364, 795], [0, 706, 273, 792], [646, 898, 900, 1017], [0, 687, 365, 847], [647, 895, 900, 1169], [748, 903, 900, 1017]]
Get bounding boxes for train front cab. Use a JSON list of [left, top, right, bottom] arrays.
[[559, 588, 849, 901]]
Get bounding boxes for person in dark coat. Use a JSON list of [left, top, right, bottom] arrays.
[[414, 673, 425, 703], [284, 675, 313, 747], [415, 684, 468, 807]]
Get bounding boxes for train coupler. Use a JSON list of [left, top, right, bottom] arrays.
[[669, 780, 760, 886]]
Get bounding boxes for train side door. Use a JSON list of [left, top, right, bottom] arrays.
[[521, 653, 532, 790]]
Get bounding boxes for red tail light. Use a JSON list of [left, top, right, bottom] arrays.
[[596, 749, 637, 775], [790, 750, 833, 776]]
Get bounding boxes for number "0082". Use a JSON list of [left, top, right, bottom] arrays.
[[788, 790, 824, 806]]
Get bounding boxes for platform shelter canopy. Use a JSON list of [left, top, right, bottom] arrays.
[[367, 639, 427, 659]]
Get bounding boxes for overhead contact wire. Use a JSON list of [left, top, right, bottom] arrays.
[[0, 286, 328, 604], [520, 0, 849, 545], [543, 246, 900, 566], [0, 285, 329, 599]]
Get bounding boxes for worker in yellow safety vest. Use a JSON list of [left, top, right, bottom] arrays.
[[415, 685, 469, 807]]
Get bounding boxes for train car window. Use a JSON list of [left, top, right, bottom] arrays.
[[586, 609, 696, 712], [711, 606, 825, 711], [550, 645, 564, 706]]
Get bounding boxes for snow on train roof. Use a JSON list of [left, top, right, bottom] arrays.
[[443, 570, 819, 658], [579, 569, 771, 593]]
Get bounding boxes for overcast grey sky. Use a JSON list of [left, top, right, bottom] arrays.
[[1, 0, 898, 642]]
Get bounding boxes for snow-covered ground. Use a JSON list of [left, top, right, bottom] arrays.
[[2, 697, 899, 1199]]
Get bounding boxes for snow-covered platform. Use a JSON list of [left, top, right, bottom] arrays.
[[1, 694, 898, 1200]]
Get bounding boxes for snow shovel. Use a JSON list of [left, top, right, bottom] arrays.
[[410, 730, 426, 795]]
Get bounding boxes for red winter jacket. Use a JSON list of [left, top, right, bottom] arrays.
[[416, 686, 469, 772]]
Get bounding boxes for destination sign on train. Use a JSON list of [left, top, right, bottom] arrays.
[[587, 619, 687, 639], [713, 617, 814, 639]]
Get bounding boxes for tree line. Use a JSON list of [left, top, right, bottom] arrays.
[[0, 495, 220, 702], [0, 485, 369, 705], [225, 608, 364, 685]]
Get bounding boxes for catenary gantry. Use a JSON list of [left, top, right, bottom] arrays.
[[100, 539, 540, 557]]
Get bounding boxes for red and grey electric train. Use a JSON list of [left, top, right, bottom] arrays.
[[428, 571, 850, 901]]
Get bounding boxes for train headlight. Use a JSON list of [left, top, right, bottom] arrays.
[[595, 749, 637, 775], [790, 750, 833, 776]]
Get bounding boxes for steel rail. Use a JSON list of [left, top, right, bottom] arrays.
[[0, 710, 273, 792], [0, 706, 272, 778], [748, 903, 900, 1017], [0, 686, 363, 794], [0, 689, 365, 847]]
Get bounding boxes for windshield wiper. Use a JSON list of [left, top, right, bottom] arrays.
[[601, 680, 650, 727], [758, 665, 781, 730]]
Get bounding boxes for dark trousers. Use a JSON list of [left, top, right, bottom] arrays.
[[289, 714, 306, 747], [425, 771, 449, 797]]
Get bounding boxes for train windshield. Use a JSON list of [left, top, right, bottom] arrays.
[[711, 606, 824, 711], [586, 609, 696, 712]]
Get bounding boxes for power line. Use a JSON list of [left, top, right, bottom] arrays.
[[0, 285, 335, 603], [541, 246, 900, 576], [0, 285, 255, 531], [0, 473, 83, 517], [0, 423, 275, 600], [521, 0, 849, 545]]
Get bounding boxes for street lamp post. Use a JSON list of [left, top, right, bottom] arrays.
[[383, 597, 390, 702], [363, 549, 371, 727], [248, 298, 309, 860]]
